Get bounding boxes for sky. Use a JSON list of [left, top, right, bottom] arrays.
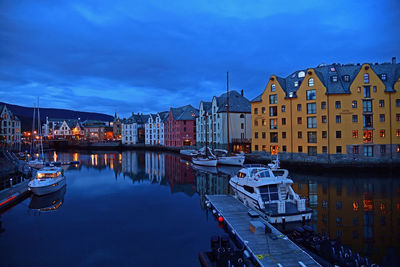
[[1, 0, 399, 118]]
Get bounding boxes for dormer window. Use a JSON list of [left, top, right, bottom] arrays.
[[271, 84, 276, 92], [308, 78, 314, 87], [343, 75, 350, 82], [381, 73, 387, 81], [364, 73, 369, 83], [331, 76, 338, 82], [294, 81, 299, 87], [330, 67, 336, 72]]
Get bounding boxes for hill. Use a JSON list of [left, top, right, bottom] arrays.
[[1, 102, 114, 131]]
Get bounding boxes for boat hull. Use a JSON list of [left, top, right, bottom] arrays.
[[217, 155, 245, 166], [192, 158, 218, 167], [29, 177, 66, 196]]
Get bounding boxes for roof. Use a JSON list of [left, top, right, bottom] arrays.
[[250, 94, 262, 103], [170, 105, 198, 121], [270, 61, 400, 97], [0, 104, 20, 121], [214, 90, 251, 113]]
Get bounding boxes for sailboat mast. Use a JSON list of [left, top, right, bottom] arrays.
[[205, 112, 208, 157], [38, 97, 44, 160], [226, 72, 230, 154], [31, 103, 36, 154]]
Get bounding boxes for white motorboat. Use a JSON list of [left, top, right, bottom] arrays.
[[229, 164, 312, 224], [214, 149, 245, 166], [28, 167, 66, 196], [192, 155, 218, 167]]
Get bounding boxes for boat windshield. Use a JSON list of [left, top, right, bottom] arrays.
[[37, 171, 61, 179], [255, 170, 271, 178], [259, 185, 279, 202]]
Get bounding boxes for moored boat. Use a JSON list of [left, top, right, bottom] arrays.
[[192, 156, 218, 167], [28, 167, 66, 196], [229, 164, 312, 223], [214, 149, 245, 166]]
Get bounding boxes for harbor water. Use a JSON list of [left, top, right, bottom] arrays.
[[0, 151, 399, 266]]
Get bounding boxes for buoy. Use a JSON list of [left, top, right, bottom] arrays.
[[218, 216, 224, 223], [212, 209, 216, 214]]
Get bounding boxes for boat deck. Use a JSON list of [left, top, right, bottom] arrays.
[[264, 202, 312, 216], [206, 195, 320, 267]]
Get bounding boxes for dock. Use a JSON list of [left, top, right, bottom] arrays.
[[206, 195, 320, 267], [0, 179, 30, 213]]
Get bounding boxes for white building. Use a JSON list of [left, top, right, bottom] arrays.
[[42, 118, 84, 139], [121, 116, 138, 145], [145, 112, 168, 145], [0, 105, 21, 148], [196, 90, 252, 149]]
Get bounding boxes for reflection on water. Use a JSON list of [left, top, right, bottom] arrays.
[[2, 150, 399, 266], [29, 185, 66, 212]]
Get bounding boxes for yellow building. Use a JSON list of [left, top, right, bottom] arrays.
[[251, 58, 400, 161]]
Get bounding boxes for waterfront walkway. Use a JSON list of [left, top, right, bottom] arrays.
[[0, 179, 30, 213], [206, 195, 320, 267]]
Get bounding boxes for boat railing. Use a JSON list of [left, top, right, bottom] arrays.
[[243, 164, 267, 168]]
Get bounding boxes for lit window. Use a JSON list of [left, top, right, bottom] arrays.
[[396, 114, 400, 121], [271, 84, 276, 92], [331, 76, 338, 82], [363, 130, 373, 143], [380, 130, 385, 137], [352, 130, 358, 138], [381, 73, 387, 81], [352, 101, 357, 108], [308, 78, 314, 87], [269, 119, 277, 129], [397, 129, 400, 137], [294, 81, 299, 87], [357, 87, 361, 93]]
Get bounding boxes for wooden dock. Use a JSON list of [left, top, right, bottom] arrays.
[[206, 195, 320, 267], [0, 180, 30, 213]]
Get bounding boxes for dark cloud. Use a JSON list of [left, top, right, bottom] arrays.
[[0, 0, 399, 117]]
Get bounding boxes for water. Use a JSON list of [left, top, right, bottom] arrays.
[[1, 151, 399, 266]]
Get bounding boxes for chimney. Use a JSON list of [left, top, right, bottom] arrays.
[[241, 89, 244, 96], [392, 57, 396, 64]]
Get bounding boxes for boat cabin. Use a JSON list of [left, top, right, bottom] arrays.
[[36, 167, 64, 180]]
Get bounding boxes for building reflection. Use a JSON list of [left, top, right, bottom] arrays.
[[145, 152, 165, 184], [164, 154, 195, 196], [292, 175, 400, 265]]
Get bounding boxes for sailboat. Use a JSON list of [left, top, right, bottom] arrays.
[[215, 72, 245, 166], [192, 113, 218, 167], [27, 98, 45, 169]]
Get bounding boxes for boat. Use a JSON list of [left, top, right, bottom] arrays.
[[216, 72, 245, 166], [28, 166, 66, 196], [268, 155, 280, 170], [27, 98, 46, 169], [192, 113, 218, 167], [229, 164, 312, 223], [29, 184, 66, 212], [180, 149, 199, 157]]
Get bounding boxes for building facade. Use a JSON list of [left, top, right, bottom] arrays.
[[82, 120, 109, 141], [165, 105, 198, 147], [0, 105, 21, 148], [251, 58, 400, 161], [196, 90, 252, 151], [112, 113, 122, 140], [145, 112, 168, 145], [121, 116, 138, 145]]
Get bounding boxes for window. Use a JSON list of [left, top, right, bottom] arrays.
[[254, 132, 258, 139], [306, 90, 316, 100], [364, 146, 373, 157], [397, 145, 400, 153], [298, 146, 303, 152], [357, 87, 361, 93], [271, 84, 276, 92], [352, 130, 358, 138], [282, 145, 287, 152], [254, 145, 259, 151], [363, 130, 373, 143], [397, 114, 400, 121], [269, 94, 277, 104], [322, 131, 327, 138], [335, 101, 341, 109], [381, 73, 387, 81], [380, 114, 385, 122], [322, 115, 327, 123], [297, 117, 302, 124], [336, 115, 341, 123], [364, 86, 371, 98], [269, 106, 278, 116], [307, 132, 317, 143], [281, 105, 286, 112], [254, 108, 258, 114], [261, 107, 265, 114], [254, 119, 258, 126], [331, 75, 338, 82], [321, 101, 326, 109], [262, 119, 266, 126], [294, 81, 299, 87], [270, 132, 278, 143], [364, 73, 369, 83], [307, 117, 317, 128], [336, 131, 341, 138], [352, 115, 358, 123], [308, 146, 317, 156], [343, 75, 350, 82], [307, 103, 316, 114], [262, 132, 266, 139], [336, 146, 342, 154], [308, 78, 314, 87], [282, 118, 286, 125], [373, 86, 377, 92], [297, 104, 302, 111], [363, 100, 372, 112], [282, 132, 286, 139], [363, 115, 373, 128], [379, 100, 384, 107], [270, 119, 277, 129], [241, 123, 244, 129], [380, 130, 385, 137], [322, 146, 327, 153], [397, 129, 400, 137], [396, 99, 400, 107], [298, 131, 302, 139], [352, 101, 357, 108], [353, 146, 359, 154]]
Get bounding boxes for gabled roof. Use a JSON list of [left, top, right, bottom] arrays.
[[250, 94, 262, 103], [370, 63, 400, 92], [214, 90, 251, 113], [170, 105, 198, 121], [200, 101, 212, 113], [0, 104, 20, 121]]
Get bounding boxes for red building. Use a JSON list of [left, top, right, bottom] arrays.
[[165, 105, 198, 147]]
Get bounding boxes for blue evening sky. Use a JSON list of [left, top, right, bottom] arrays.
[[1, 0, 399, 117]]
